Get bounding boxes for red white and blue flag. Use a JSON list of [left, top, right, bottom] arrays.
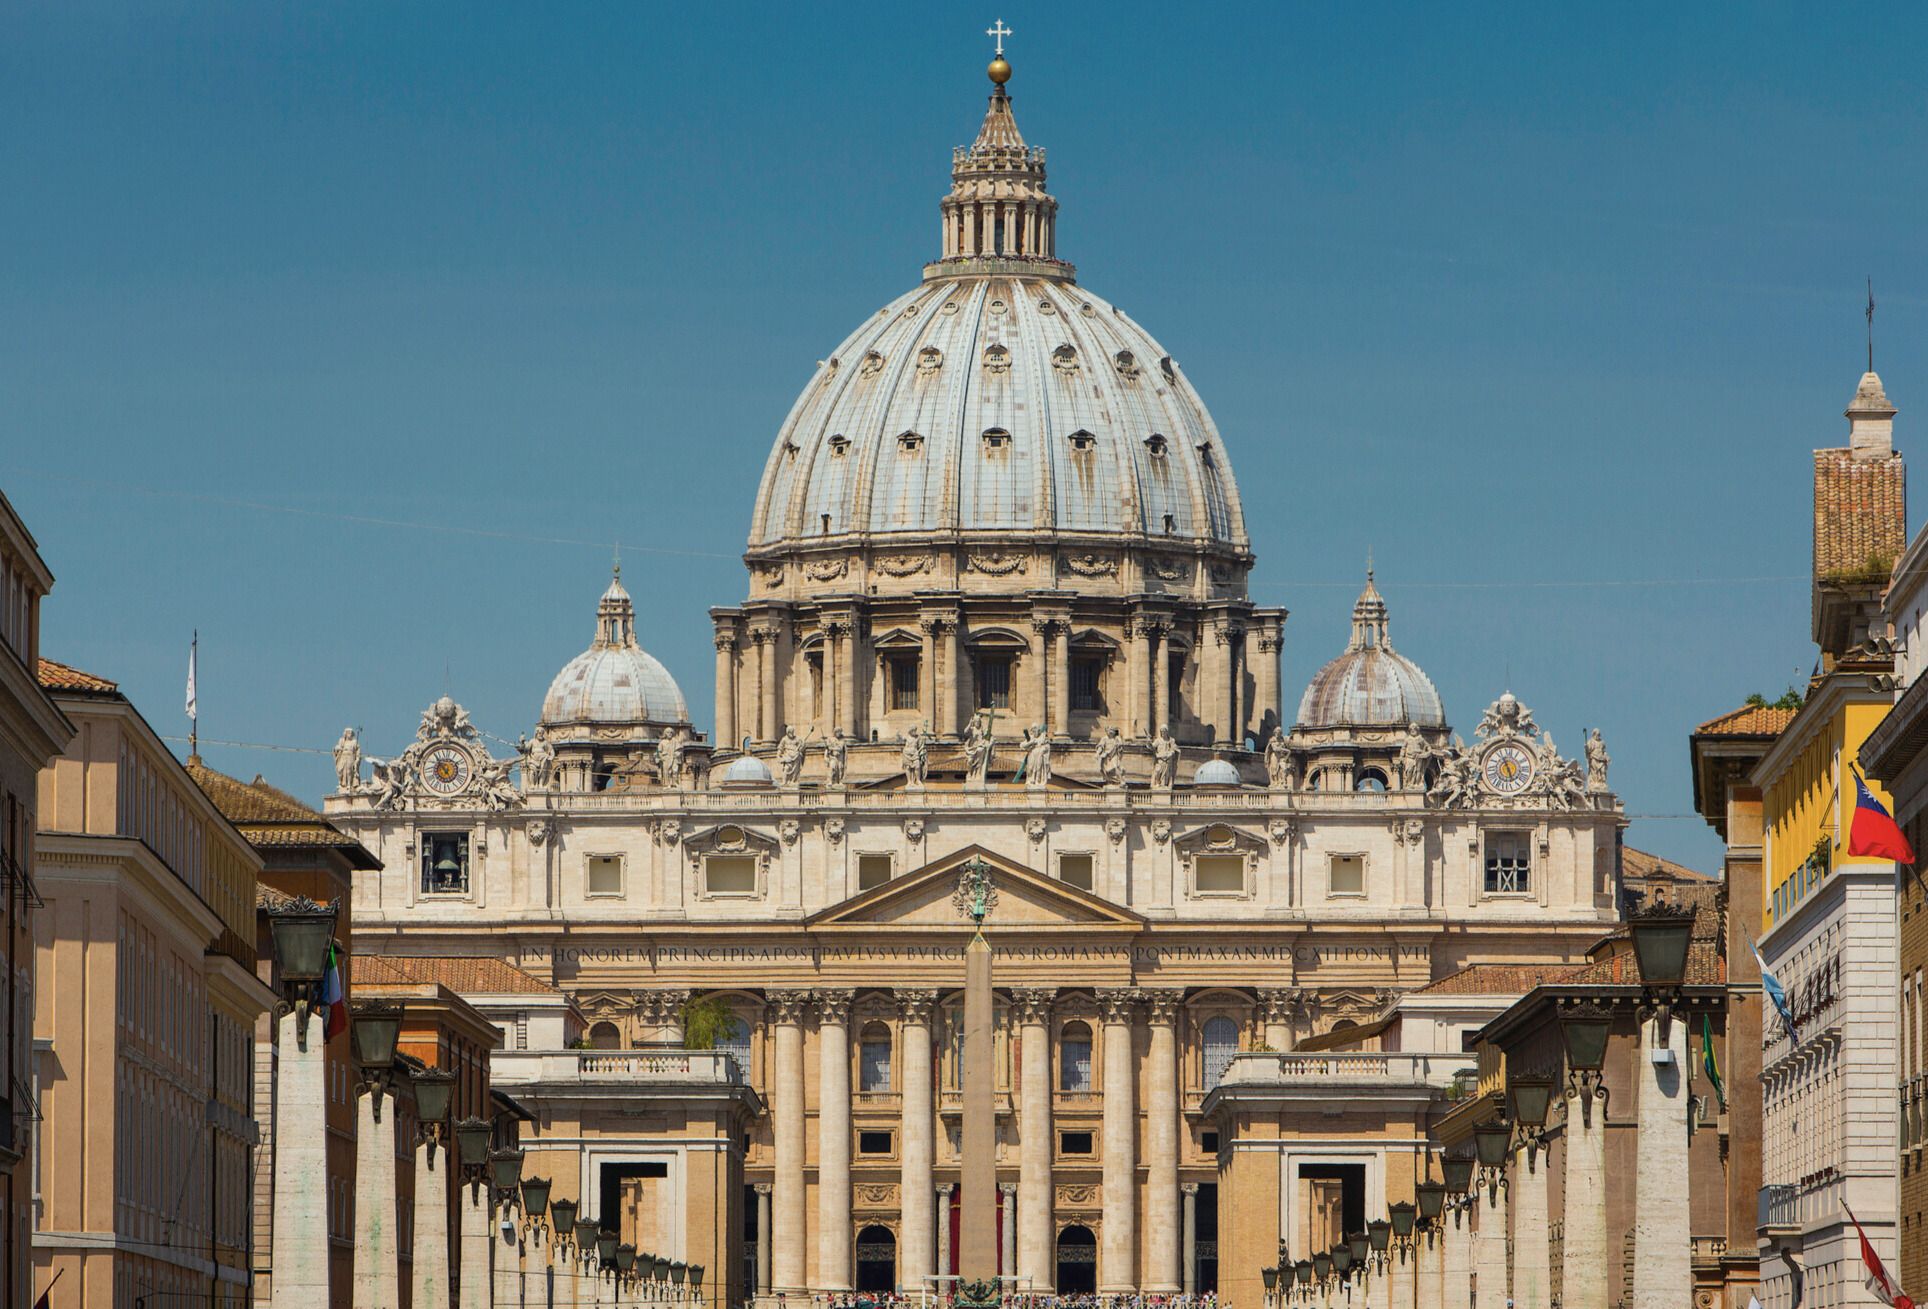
[[1848, 768, 1915, 864], [322, 942, 348, 1041]]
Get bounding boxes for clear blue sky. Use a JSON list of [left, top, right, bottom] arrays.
[[7, 2, 1926, 873]]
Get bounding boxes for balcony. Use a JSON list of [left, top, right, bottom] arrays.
[[1758, 1184, 1798, 1235], [1215, 1051, 1467, 1090], [491, 1048, 747, 1086]]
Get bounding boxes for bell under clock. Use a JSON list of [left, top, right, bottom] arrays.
[[422, 743, 475, 796], [1480, 743, 1534, 795]]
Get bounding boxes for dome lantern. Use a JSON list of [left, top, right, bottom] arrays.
[[1296, 572, 1446, 731], [932, 42, 1067, 280]]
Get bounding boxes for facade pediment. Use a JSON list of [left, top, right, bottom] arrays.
[[806, 844, 1145, 932]]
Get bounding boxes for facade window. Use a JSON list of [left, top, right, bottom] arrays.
[[1329, 855, 1364, 896], [586, 855, 623, 897], [858, 854, 893, 891], [715, 1013, 752, 1073], [858, 1131, 893, 1155], [1060, 1022, 1094, 1091], [1355, 769, 1387, 792], [1058, 853, 1094, 892], [977, 657, 1012, 710], [1202, 1016, 1238, 1090], [1195, 855, 1244, 894], [421, 832, 470, 895], [1071, 658, 1103, 713], [1059, 1131, 1094, 1154], [859, 1022, 892, 1092], [891, 658, 920, 711], [1484, 832, 1531, 894], [589, 1022, 621, 1050], [705, 856, 758, 896], [1169, 654, 1185, 718]]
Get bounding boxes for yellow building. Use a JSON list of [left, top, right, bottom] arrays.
[[32, 659, 274, 1309]]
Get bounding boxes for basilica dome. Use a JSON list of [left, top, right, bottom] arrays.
[[744, 66, 1249, 597], [541, 574, 689, 733], [1297, 574, 1446, 730]]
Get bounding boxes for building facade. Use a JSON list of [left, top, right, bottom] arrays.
[[1751, 367, 1907, 1309], [32, 662, 272, 1309], [332, 56, 1627, 1309], [0, 492, 74, 1309]]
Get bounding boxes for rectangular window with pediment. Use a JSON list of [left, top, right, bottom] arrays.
[[1195, 854, 1244, 894], [858, 854, 893, 891], [1484, 832, 1531, 894], [1071, 658, 1104, 713], [977, 656, 1011, 710], [891, 657, 920, 711], [705, 856, 757, 896]]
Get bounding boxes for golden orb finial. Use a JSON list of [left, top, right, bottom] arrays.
[[988, 55, 1011, 85]]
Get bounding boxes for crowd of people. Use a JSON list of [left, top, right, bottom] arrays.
[[793, 1294, 1225, 1309]]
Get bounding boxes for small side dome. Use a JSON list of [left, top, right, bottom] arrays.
[[1193, 758, 1242, 788], [541, 572, 691, 731], [718, 754, 775, 788], [1296, 572, 1446, 730]]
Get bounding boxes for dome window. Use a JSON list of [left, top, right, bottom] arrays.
[[917, 347, 943, 375], [1052, 344, 1079, 373], [898, 431, 924, 454], [1114, 351, 1139, 380], [860, 351, 885, 377], [982, 428, 1012, 451], [1163, 514, 1177, 535], [1038, 298, 1057, 314], [1067, 430, 1096, 452], [829, 435, 850, 457], [983, 344, 1011, 374], [1145, 434, 1168, 457], [783, 441, 799, 461]]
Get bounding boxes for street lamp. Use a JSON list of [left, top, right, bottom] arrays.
[[690, 1263, 706, 1309], [1415, 1183, 1445, 1225], [549, 1196, 579, 1248], [520, 1176, 552, 1240], [265, 896, 336, 1050], [1628, 900, 1697, 1037], [1312, 1252, 1332, 1282], [453, 1117, 493, 1172], [351, 1000, 404, 1114], [411, 1067, 456, 1132], [1509, 1072, 1556, 1133], [1440, 1152, 1475, 1198], [1473, 1117, 1512, 1198]]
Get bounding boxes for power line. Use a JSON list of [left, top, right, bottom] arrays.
[[161, 735, 331, 755]]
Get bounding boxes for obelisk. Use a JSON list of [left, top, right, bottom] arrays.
[[954, 858, 1000, 1304]]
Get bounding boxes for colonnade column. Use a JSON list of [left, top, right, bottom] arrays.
[[1632, 1014, 1689, 1309], [456, 1178, 492, 1309], [1390, 1230, 1416, 1309], [269, 1007, 330, 1307], [1203, 625, 1228, 745], [754, 1184, 774, 1300], [900, 990, 939, 1293], [1051, 621, 1070, 735], [818, 991, 854, 1291], [1013, 990, 1055, 1292], [920, 617, 941, 735], [1096, 989, 1138, 1293], [1473, 1173, 1508, 1309], [999, 1183, 1018, 1277], [411, 1136, 453, 1309], [1144, 991, 1181, 1292], [1180, 1184, 1198, 1297], [354, 1081, 402, 1309], [770, 991, 810, 1294], [713, 629, 738, 751], [936, 1184, 954, 1289], [1562, 1079, 1608, 1309], [1416, 1225, 1442, 1309], [1512, 1134, 1550, 1309], [1441, 1201, 1471, 1309]]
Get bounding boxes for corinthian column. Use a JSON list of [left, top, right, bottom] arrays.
[[900, 990, 939, 1291], [1253, 625, 1281, 738], [1135, 619, 1155, 736], [1052, 621, 1071, 735], [818, 991, 854, 1290], [770, 991, 810, 1294], [1013, 990, 1056, 1292], [1562, 1080, 1609, 1309], [757, 628, 779, 744], [1143, 991, 1181, 1293], [714, 627, 738, 750], [755, 1184, 773, 1298], [1097, 988, 1139, 1293], [1150, 626, 1170, 736]]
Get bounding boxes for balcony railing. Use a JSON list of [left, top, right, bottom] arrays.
[[1216, 1051, 1466, 1089], [491, 1048, 746, 1085], [1758, 1184, 1798, 1232]]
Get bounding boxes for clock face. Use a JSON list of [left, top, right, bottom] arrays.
[[1482, 743, 1534, 795], [422, 744, 473, 796]]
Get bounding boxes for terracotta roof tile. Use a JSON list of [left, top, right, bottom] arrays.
[[1694, 704, 1798, 737], [1561, 938, 1726, 987], [186, 760, 379, 868], [37, 658, 118, 693], [1411, 963, 1587, 996], [1621, 846, 1711, 882], [355, 955, 561, 996], [1814, 447, 1906, 579]]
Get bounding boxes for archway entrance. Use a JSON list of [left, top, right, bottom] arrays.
[[855, 1225, 896, 1293], [1056, 1225, 1097, 1295]]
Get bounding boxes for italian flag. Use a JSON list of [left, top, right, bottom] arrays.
[[322, 943, 348, 1042]]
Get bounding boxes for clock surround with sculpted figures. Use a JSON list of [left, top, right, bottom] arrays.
[[1480, 742, 1534, 795]]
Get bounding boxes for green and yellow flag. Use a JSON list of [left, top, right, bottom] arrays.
[[1701, 1012, 1725, 1111]]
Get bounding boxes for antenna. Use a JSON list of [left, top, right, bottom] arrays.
[[1867, 277, 1876, 372]]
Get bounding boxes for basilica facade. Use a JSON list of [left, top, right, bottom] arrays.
[[331, 57, 1625, 1309]]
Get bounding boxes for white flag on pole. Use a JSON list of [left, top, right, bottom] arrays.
[[185, 632, 197, 722]]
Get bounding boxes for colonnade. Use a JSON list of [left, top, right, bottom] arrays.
[[756, 986, 1200, 1295]]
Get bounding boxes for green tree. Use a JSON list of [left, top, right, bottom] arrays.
[[1744, 687, 1804, 711], [681, 993, 741, 1051]]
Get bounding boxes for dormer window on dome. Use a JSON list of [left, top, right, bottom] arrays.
[[898, 431, 924, 453], [1052, 344, 1079, 372], [829, 435, 850, 456], [1145, 434, 1168, 457], [983, 344, 1011, 373], [917, 347, 943, 374], [1115, 351, 1139, 380], [1067, 430, 1095, 452], [983, 428, 1012, 450]]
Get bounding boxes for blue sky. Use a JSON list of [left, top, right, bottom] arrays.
[[7, 2, 1927, 872]]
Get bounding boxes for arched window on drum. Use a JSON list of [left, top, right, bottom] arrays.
[[714, 1011, 753, 1076], [1202, 1016, 1239, 1091]]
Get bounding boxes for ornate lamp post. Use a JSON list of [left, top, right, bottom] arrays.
[[1627, 900, 1698, 1309], [1413, 1180, 1444, 1309], [266, 896, 337, 1048], [689, 1263, 706, 1309], [1296, 1259, 1313, 1307], [403, 1067, 456, 1309], [1313, 1251, 1335, 1309], [1332, 1243, 1354, 1305], [1263, 1264, 1280, 1309]]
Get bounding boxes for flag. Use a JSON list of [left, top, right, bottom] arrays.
[[1701, 1012, 1725, 1111], [1747, 1299, 1762, 1309], [322, 942, 348, 1041], [33, 1267, 62, 1309], [1750, 938, 1798, 1046], [185, 632, 197, 723], [1848, 768, 1915, 863], [1844, 1203, 1913, 1309]]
